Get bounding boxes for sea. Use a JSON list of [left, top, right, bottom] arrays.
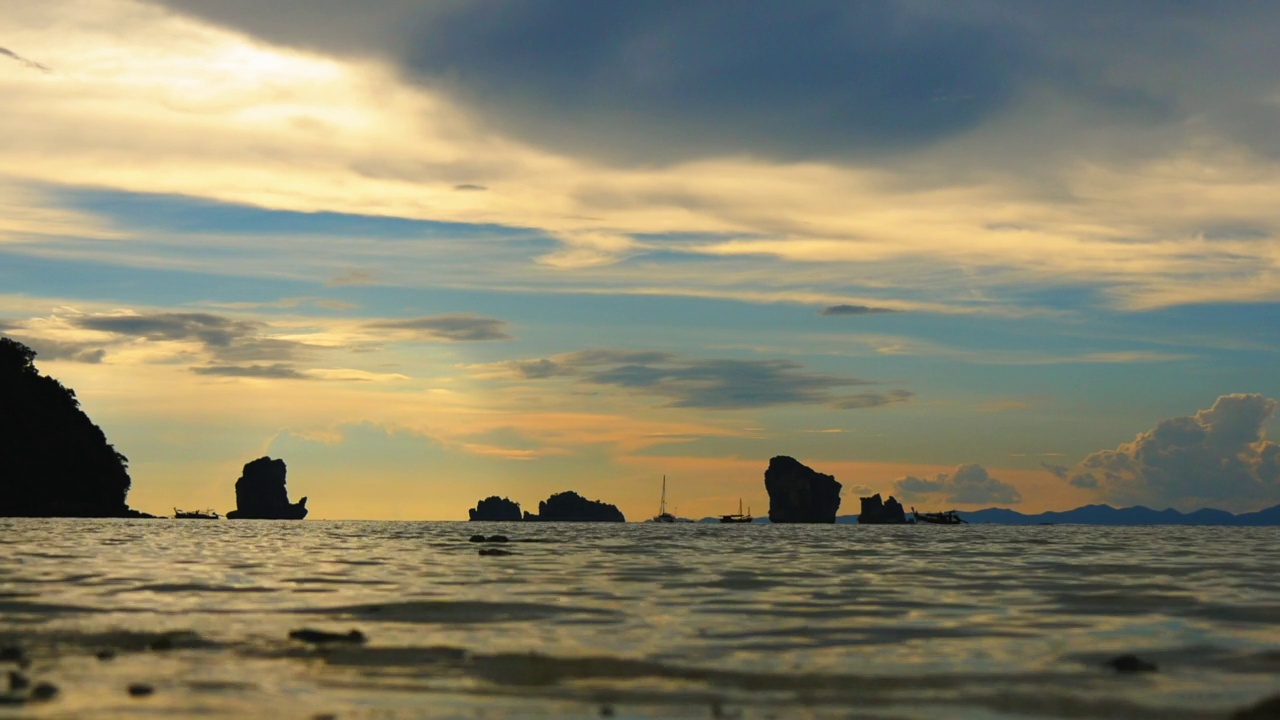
[[1, 520, 1277, 719]]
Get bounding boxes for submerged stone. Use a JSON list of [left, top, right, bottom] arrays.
[[1104, 654, 1158, 672], [289, 628, 367, 645]]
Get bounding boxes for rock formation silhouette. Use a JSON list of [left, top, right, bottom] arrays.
[[857, 493, 908, 524], [468, 496, 522, 521], [524, 491, 625, 522], [225, 457, 307, 519], [764, 455, 842, 523], [0, 337, 145, 517]]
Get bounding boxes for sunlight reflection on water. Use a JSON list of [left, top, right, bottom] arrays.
[[0, 520, 1277, 718]]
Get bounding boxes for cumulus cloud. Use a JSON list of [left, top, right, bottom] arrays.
[[365, 314, 511, 342], [477, 349, 909, 410], [894, 463, 1023, 505], [1066, 394, 1280, 510], [821, 304, 899, 316]]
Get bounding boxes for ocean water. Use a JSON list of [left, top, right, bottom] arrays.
[[0, 520, 1277, 719]]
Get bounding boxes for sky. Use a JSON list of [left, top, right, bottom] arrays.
[[2, 0, 1279, 520]]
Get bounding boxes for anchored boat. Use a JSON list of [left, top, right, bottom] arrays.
[[912, 508, 966, 525], [653, 476, 676, 523], [719, 499, 753, 524]]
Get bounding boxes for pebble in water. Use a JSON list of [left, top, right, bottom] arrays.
[[289, 629, 367, 645], [1104, 654, 1158, 673]]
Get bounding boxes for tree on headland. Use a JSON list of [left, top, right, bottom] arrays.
[[0, 337, 137, 517]]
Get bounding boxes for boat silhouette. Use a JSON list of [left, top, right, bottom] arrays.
[[719, 499, 753, 524], [653, 475, 676, 523]]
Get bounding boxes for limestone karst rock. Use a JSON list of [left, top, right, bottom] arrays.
[[0, 337, 143, 517], [857, 493, 908, 524], [225, 456, 307, 519], [764, 456, 842, 523], [468, 496, 522, 521], [524, 491, 625, 522]]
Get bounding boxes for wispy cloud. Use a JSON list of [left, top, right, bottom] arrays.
[[70, 311, 314, 363], [327, 269, 379, 287], [365, 314, 511, 342], [821, 304, 900, 316], [475, 349, 908, 411], [0, 46, 50, 72], [192, 363, 308, 379]]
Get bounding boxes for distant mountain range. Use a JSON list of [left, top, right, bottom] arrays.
[[834, 502, 1280, 526], [682, 502, 1280, 525]]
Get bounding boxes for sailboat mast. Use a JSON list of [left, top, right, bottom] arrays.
[[660, 475, 667, 515]]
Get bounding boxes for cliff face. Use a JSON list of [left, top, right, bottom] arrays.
[[764, 456, 842, 523], [469, 496, 522, 521], [225, 457, 308, 519], [857, 493, 907, 524], [525, 491, 625, 522], [0, 337, 138, 517]]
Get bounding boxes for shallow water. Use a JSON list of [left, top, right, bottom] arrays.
[[0, 520, 1277, 718]]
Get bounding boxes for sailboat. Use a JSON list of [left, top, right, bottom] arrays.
[[653, 475, 677, 523], [719, 499, 753, 524]]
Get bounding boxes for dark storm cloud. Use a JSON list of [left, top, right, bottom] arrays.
[[71, 312, 311, 362], [895, 464, 1023, 505], [1066, 394, 1280, 509], [0, 46, 50, 72], [148, 1, 1024, 164], [192, 363, 309, 380], [146, 2, 1280, 165], [493, 349, 907, 410], [365, 314, 511, 342], [821, 305, 900, 316]]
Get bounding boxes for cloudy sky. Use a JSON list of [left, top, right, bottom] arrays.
[[3, 0, 1279, 519]]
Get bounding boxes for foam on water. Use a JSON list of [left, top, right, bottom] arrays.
[[0, 519, 1277, 718]]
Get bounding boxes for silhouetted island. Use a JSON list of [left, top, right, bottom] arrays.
[[225, 457, 307, 519], [857, 493, 908, 524], [524, 491, 625, 522], [764, 456, 842, 523], [0, 337, 149, 518], [469, 496, 522, 521]]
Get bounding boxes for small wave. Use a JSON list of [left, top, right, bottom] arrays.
[[296, 599, 622, 624], [120, 583, 279, 594]]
